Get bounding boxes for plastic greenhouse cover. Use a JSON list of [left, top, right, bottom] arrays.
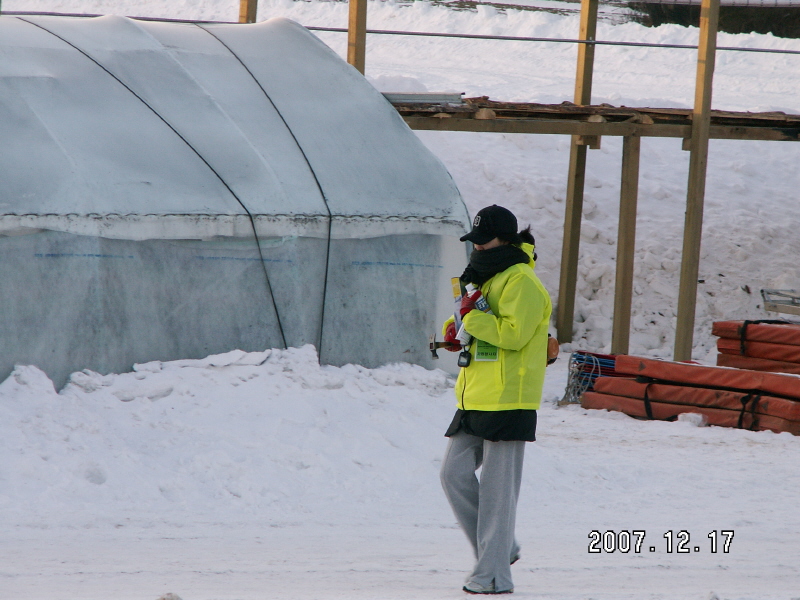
[[0, 15, 468, 241], [205, 19, 468, 238]]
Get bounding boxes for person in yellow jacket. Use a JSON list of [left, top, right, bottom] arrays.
[[440, 204, 552, 595]]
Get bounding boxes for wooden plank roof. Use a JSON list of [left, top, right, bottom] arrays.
[[392, 96, 800, 142]]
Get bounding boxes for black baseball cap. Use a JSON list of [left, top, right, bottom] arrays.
[[460, 205, 518, 245]]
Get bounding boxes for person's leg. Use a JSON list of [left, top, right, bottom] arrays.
[[466, 440, 525, 592], [440, 431, 484, 557]]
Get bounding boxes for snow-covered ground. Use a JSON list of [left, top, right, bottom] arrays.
[[4, 348, 800, 600], [3, 1, 800, 598]]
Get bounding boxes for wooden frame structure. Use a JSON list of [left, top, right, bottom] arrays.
[[558, 0, 599, 352], [674, 0, 720, 360], [355, 0, 791, 359], [348, 0, 368, 74], [392, 98, 800, 142], [239, 0, 257, 23]]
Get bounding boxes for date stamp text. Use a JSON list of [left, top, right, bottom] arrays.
[[588, 530, 734, 554]]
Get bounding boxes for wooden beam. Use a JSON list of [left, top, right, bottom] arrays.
[[709, 125, 800, 142], [238, 0, 257, 24], [611, 136, 641, 355], [763, 302, 800, 317], [347, 0, 368, 74], [557, 145, 589, 343], [573, 0, 598, 107], [674, 0, 720, 361], [556, 0, 599, 343], [402, 116, 685, 137], [401, 115, 800, 142]]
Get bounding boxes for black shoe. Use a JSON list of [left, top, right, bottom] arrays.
[[463, 582, 514, 595]]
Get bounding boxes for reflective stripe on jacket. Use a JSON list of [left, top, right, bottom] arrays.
[[446, 243, 552, 411]]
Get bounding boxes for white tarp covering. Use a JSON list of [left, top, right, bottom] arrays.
[[0, 15, 468, 240], [0, 15, 469, 385]]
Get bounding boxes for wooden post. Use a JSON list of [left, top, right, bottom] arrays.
[[674, 0, 720, 361], [238, 0, 258, 23], [556, 0, 598, 343], [611, 135, 641, 355], [347, 0, 368, 74]]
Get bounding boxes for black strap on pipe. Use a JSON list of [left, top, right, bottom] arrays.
[[200, 25, 335, 357], [738, 319, 792, 355], [636, 375, 767, 430], [637, 379, 678, 421], [737, 391, 762, 430], [20, 16, 290, 349], [642, 382, 655, 420]]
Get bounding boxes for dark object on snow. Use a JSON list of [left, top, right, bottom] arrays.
[[629, 3, 800, 39]]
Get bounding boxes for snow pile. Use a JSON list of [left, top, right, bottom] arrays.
[[0, 346, 455, 528]]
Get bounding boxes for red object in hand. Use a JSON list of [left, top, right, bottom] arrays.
[[444, 322, 461, 352], [459, 289, 482, 318]]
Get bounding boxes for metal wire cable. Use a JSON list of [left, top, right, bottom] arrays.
[[306, 25, 800, 55]]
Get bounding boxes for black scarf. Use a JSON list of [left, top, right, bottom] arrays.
[[460, 245, 530, 286]]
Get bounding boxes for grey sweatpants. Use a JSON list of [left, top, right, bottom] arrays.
[[440, 431, 525, 592]]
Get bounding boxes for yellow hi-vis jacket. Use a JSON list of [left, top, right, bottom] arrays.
[[443, 243, 552, 411]]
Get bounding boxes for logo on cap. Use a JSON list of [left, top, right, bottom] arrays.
[[473, 215, 481, 227]]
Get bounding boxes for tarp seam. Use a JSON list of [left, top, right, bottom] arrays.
[[198, 24, 335, 357]]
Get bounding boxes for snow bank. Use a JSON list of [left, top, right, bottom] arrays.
[[0, 346, 455, 528], [3, 348, 800, 599]]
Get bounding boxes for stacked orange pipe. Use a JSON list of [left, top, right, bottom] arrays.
[[713, 320, 800, 374], [580, 355, 800, 435]]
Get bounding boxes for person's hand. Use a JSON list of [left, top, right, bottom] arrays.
[[459, 289, 482, 318], [547, 334, 559, 365], [444, 322, 461, 352]]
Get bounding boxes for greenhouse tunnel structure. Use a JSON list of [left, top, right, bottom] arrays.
[[0, 14, 469, 387]]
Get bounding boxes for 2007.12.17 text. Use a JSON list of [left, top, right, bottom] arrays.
[[588, 530, 734, 553]]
